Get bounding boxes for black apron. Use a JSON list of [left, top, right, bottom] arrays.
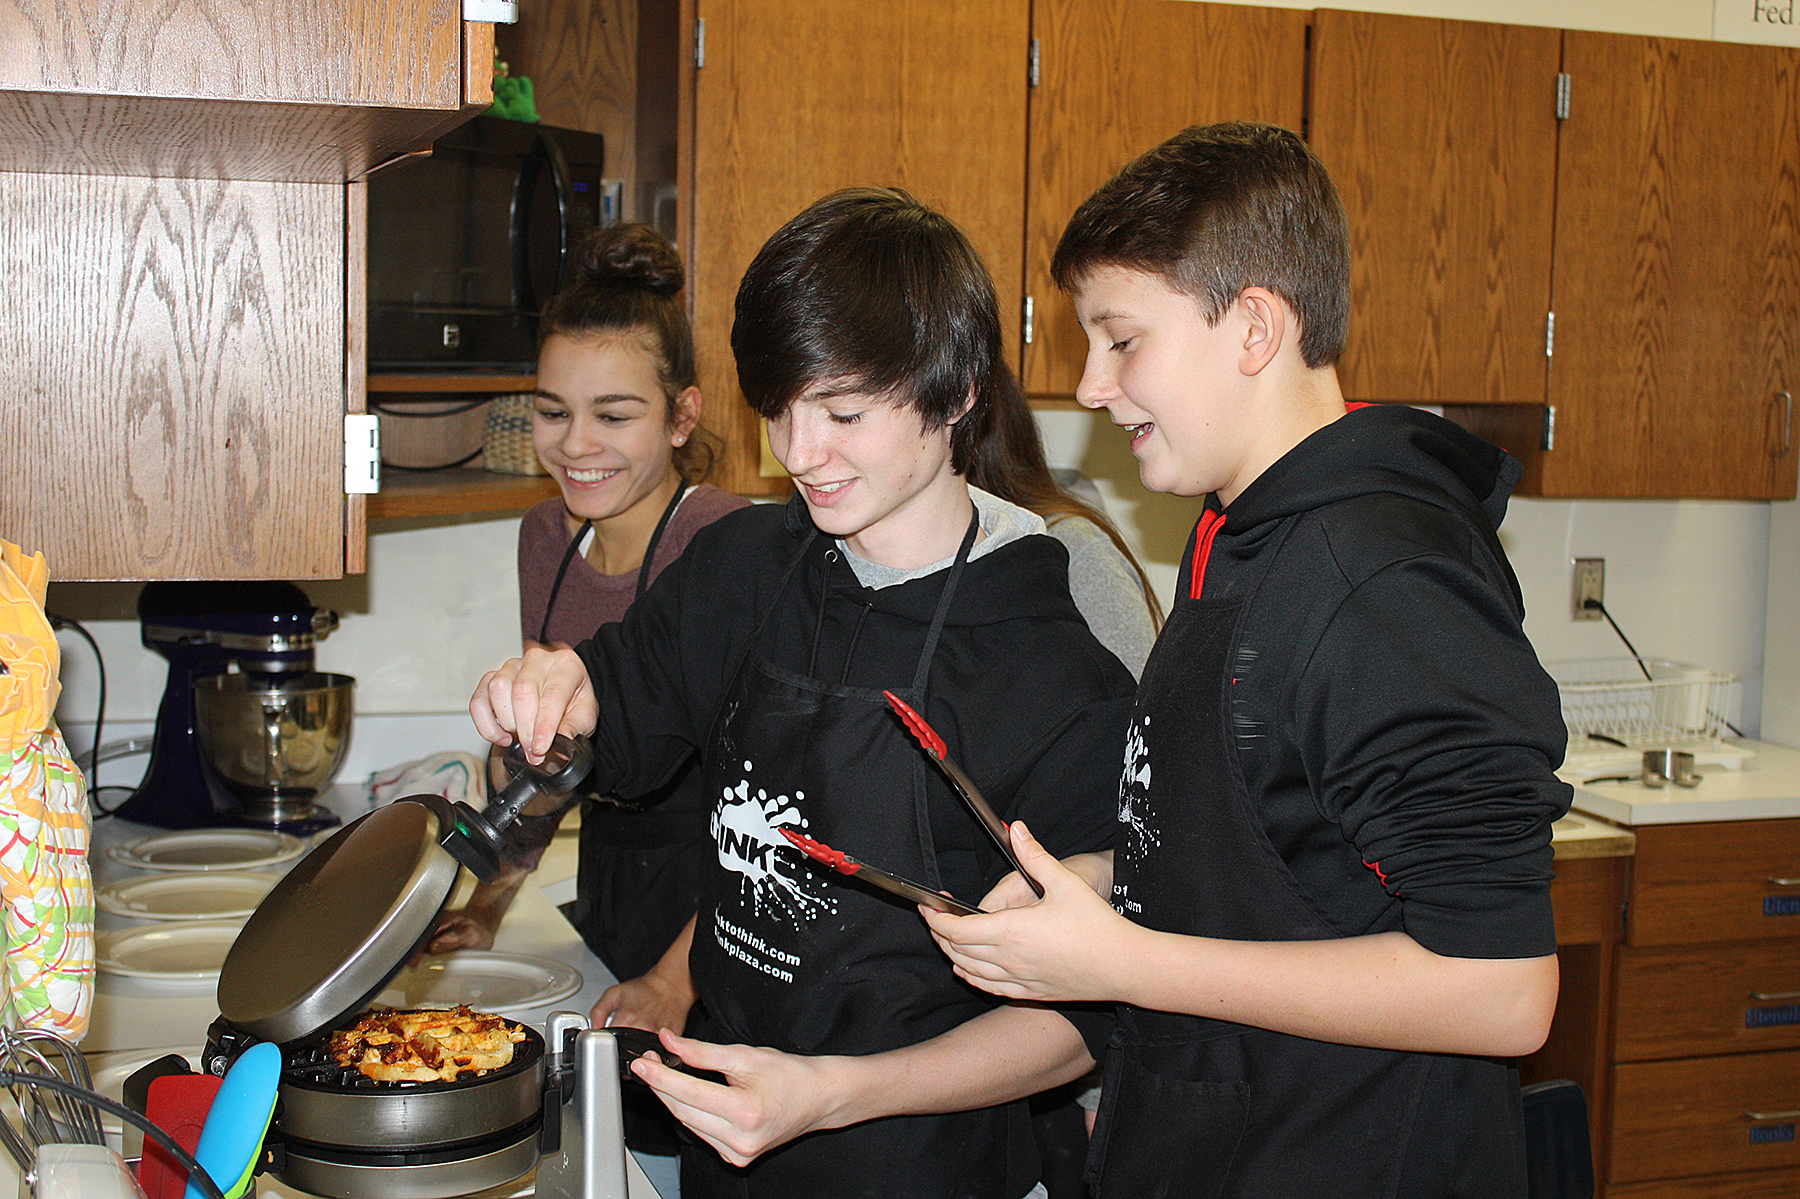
[[681, 514, 1035, 1199], [545, 481, 712, 979], [1085, 518, 1528, 1199]]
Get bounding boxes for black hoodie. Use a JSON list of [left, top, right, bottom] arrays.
[[575, 493, 1137, 922], [1184, 403, 1571, 960]]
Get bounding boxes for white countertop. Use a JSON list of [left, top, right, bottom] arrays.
[[1563, 737, 1800, 825], [0, 790, 668, 1198]]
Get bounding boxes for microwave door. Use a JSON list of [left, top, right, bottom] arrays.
[[511, 128, 577, 330]]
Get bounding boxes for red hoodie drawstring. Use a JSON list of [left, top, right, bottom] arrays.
[[1188, 509, 1225, 600]]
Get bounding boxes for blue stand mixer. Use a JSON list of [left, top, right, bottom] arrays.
[[114, 581, 350, 832]]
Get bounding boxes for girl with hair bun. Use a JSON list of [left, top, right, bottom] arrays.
[[431, 224, 748, 1074]]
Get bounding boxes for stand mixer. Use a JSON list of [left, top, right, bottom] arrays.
[[113, 581, 351, 833]]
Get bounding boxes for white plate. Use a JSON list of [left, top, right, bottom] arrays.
[[95, 920, 242, 980], [107, 828, 305, 872], [96, 870, 279, 921], [375, 952, 583, 1015]]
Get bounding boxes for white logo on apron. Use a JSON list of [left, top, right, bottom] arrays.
[[1117, 714, 1159, 882], [713, 760, 837, 922]]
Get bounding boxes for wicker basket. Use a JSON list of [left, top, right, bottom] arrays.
[[483, 393, 547, 476]]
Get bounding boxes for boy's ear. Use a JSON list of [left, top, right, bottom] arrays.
[[1237, 287, 1286, 377], [949, 383, 978, 425]]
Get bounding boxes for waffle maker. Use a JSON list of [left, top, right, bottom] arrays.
[[198, 736, 640, 1198]]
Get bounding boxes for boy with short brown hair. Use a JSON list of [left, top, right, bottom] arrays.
[[928, 121, 1572, 1197]]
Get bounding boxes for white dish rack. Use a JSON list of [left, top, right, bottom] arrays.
[[1550, 657, 1748, 774]]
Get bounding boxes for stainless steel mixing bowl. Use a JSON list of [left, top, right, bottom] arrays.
[[194, 671, 355, 823]]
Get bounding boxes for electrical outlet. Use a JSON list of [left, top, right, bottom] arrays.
[[1572, 558, 1604, 620]]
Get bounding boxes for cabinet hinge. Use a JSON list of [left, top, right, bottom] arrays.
[[1545, 311, 1555, 358], [1028, 38, 1041, 88], [461, 0, 518, 23], [1555, 73, 1570, 120], [695, 18, 706, 69], [345, 414, 381, 495], [1023, 295, 1036, 345], [1542, 405, 1557, 452]]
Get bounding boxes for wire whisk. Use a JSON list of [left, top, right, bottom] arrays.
[[0, 1027, 105, 1174]]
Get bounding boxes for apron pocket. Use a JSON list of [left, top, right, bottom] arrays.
[[1088, 1050, 1248, 1199]]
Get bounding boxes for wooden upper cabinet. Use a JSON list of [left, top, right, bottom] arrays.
[[0, 6, 493, 580], [688, 0, 1030, 496], [1, 174, 350, 581], [1023, 0, 1307, 397], [1308, 9, 1560, 407], [1540, 31, 1800, 499], [0, 0, 479, 181]]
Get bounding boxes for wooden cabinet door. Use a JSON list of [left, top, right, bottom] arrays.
[[1308, 10, 1560, 407], [0, 175, 349, 580], [689, 0, 1029, 495], [1023, 0, 1306, 397], [1543, 32, 1800, 499]]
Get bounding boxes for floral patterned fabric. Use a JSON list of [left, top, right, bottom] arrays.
[[0, 540, 91, 1038]]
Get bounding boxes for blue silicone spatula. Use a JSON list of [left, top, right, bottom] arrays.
[[182, 1041, 281, 1199]]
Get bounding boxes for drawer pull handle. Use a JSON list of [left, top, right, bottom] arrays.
[[1751, 990, 1800, 1001], [1745, 1108, 1800, 1121], [1769, 876, 1800, 887]]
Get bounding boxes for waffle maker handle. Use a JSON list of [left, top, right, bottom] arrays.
[[435, 734, 595, 882]]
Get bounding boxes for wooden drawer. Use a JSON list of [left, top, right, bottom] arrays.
[[1616, 941, 1800, 1060], [1627, 820, 1800, 946], [1607, 1165, 1800, 1198], [1610, 1050, 1800, 1184]]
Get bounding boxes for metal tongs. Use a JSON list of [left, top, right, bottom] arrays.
[[884, 691, 1043, 898], [779, 827, 983, 915]]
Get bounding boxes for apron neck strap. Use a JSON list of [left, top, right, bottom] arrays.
[[635, 479, 689, 601], [537, 477, 690, 644], [538, 517, 594, 645], [909, 505, 981, 698]]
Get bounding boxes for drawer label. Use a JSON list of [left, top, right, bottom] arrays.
[[1749, 1124, 1795, 1145], [1746, 1004, 1800, 1028], [1764, 896, 1800, 917]]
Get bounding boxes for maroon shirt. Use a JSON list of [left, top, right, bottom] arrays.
[[517, 483, 752, 647]]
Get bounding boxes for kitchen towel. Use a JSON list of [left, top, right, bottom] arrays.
[[367, 750, 486, 809], [0, 540, 92, 1039]]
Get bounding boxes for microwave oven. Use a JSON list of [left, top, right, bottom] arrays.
[[366, 115, 607, 373]]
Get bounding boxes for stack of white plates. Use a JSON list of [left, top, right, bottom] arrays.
[[96, 829, 305, 986]]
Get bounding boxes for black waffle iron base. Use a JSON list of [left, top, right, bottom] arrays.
[[200, 771, 632, 1199]]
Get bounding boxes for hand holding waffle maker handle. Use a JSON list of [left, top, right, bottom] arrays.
[[436, 735, 596, 883]]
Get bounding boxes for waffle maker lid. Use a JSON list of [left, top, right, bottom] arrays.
[[217, 797, 462, 1044]]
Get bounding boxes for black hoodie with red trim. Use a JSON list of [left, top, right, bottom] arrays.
[[1181, 403, 1570, 961]]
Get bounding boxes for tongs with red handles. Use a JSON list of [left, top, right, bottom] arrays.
[[883, 691, 1044, 898], [779, 827, 983, 915]]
